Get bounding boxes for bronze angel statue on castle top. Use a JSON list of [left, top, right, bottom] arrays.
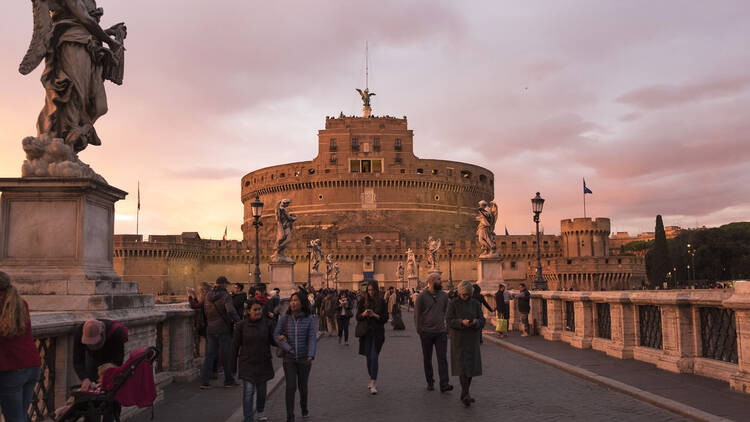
[[18, 0, 126, 180]]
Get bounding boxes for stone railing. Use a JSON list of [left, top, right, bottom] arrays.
[[27, 304, 203, 421], [483, 282, 750, 394]]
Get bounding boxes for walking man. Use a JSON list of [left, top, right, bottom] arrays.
[[517, 283, 531, 336], [414, 273, 453, 393], [201, 276, 241, 389]]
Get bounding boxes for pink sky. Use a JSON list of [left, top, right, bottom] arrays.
[[1, 1, 748, 239]]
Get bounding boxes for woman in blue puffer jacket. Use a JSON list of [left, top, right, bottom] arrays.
[[274, 292, 317, 422]]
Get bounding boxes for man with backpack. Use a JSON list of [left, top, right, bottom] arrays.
[[201, 276, 241, 389], [73, 318, 128, 422]]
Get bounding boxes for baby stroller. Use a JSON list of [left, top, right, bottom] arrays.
[[55, 347, 160, 422]]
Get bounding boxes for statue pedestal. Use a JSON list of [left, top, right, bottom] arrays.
[[310, 272, 325, 289], [269, 261, 295, 296], [0, 178, 153, 311], [477, 256, 504, 294], [408, 276, 419, 290]]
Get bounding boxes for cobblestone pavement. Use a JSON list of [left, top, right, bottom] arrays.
[[258, 311, 687, 422]]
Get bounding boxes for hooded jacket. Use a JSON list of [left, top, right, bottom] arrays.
[[204, 285, 241, 335]]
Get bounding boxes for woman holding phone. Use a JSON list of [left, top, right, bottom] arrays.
[[355, 280, 388, 394]]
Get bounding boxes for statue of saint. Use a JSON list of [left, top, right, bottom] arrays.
[[309, 239, 322, 272], [19, 0, 127, 180], [405, 248, 417, 279], [355, 88, 376, 107], [396, 262, 405, 282], [325, 254, 334, 285], [477, 200, 499, 257], [333, 262, 340, 286], [272, 199, 296, 262], [426, 236, 442, 272]]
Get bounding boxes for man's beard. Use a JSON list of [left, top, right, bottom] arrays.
[[433, 283, 442, 291]]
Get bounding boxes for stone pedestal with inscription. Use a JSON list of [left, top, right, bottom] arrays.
[[269, 261, 295, 296], [0, 178, 152, 311], [477, 256, 504, 294]]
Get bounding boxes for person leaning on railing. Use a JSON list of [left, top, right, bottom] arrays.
[[0, 271, 42, 422]]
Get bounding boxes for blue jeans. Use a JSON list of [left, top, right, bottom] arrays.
[[363, 331, 379, 380], [201, 333, 234, 384], [0, 366, 41, 422], [242, 380, 267, 422]]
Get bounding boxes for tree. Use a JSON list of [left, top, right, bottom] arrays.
[[646, 215, 672, 287]]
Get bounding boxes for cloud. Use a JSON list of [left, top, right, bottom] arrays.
[[616, 74, 750, 110], [165, 166, 245, 180]]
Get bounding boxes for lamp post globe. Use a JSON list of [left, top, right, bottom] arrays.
[[531, 192, 547, 290], [251, 195, 264, 287]]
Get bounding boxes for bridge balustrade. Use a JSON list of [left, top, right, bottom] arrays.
[[511, 283, 750, 395]]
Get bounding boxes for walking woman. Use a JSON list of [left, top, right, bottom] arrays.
[[335, 290, 353, 345], [446, 281, 485, 407], [274, 292, 317, 422], [233, 300, 276, 422], [0, 272, 42, 422], [355, 280, 388, 394]]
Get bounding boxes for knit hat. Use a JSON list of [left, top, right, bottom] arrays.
[[0, 272, 10, 290], [81, 319, 105, 345]]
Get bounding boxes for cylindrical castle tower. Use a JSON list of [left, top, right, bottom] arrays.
[[560, 217, 611, 258], [240, 114, 495, 249]]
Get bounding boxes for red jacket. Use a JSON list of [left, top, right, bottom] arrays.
[[0, 295, 42, 371]]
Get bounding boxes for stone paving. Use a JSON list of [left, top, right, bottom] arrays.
[[256, 311, 686, 422]]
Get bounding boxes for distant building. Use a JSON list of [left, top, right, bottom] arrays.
[[114, 101, 646, 293], [609, 226, 683, 256]]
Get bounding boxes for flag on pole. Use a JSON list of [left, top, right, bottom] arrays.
[[583, 179, 593, 195], [222, 226, 227, 241], [137, 182, 141, 210], [505, 225, 509, 236]]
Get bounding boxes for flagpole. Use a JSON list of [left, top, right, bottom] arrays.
[[136, 181, 140, 236], [583, 178, 587, 218]]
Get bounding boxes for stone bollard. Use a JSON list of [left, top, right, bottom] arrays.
[[724, 280, 750, 393]]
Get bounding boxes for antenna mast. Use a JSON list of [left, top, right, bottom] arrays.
[[365, 41, 369, 90]]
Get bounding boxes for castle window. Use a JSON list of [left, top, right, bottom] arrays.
[[479, 174, 487, 183], [361, 160, 372, 173], [308, 168, 315, 174], [318, 194, 323, 200], [618, 259, 622, 264], [330, 154, 337, 163], [351, 138, 359, 151], [461, 170, 472, 179], [244, 181, 250, 187], [522, 241, 527, 246], [372, 159, 383, 173], [432, 169, 438, 175], [350, 160, 360, 172], [373, 138, 381, 151], [394, 138, 402, 151], [294, 171, 300, 177], [605, 259, 609, 264], [270, 174, 274, 180], [416, 168, 424, 174], [400, 169, 405, 174], [279, 172, 285, 178], [363, 236, 373, 246], [434, 195, 440, 201], [395, 155, 402, 164], [510, 261, 517, 269], [567, 259, 573, 264], [329, 139, 337, 151]]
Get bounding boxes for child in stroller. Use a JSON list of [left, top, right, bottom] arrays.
[[54, 347, 160, 422]]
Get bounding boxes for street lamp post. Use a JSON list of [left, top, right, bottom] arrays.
[[250, 195, 264, 288], [446, 240, 454, 290], [306, 242, 312, 288], [531, 192, 546, 290], [245, 248, 251, 285]]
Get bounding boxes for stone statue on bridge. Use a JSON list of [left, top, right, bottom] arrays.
[[325, 253, 334, 286], [396, 261, 405, 283], [309, 239, 323, 272], [272, 199, 296, 263], [477, 200, 499, 258], [405, 248, 417, 279], [426, 236, 441, 272], [19, 0, 127, 182]]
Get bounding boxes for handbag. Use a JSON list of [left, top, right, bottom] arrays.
[[355, 320, 368, 338], [495, 318, 508, 333]]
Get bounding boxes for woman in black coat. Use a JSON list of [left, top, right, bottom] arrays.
[[355, 280, 388, 394], [447, 281, 485, 407], [232, 301, 276, 422]]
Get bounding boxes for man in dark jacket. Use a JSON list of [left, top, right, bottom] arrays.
[[231, 283, 247, 319], [516, 283, 531, 336], [414, 273, 453, 393], [201, 276, 241, 389], [73, 318, 127, 422]]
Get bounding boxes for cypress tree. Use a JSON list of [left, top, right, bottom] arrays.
[[650, 215, 672, 287]]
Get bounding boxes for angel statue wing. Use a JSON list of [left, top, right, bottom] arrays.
[[19, 0, 52, 75], [489, 201, 499, 232]]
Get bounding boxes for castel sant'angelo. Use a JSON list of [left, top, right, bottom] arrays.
[[113, 90, 646, 295]]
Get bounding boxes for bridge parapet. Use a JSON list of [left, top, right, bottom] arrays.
[[484, 283, 750, 395]]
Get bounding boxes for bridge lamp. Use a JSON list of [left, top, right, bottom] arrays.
[[531, 192, 547, 290]]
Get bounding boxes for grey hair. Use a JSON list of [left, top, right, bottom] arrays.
[[458, 280, 473, 295]]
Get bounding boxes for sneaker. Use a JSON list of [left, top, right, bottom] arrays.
[[302, 410, 310, 418], [521, 333, 529, 337], [426, 383, 435, 391], [440, 384, 454, 393], [370, 386, 378, 395], [257, 416, 268, 421], [199, 383, 211, 390]]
